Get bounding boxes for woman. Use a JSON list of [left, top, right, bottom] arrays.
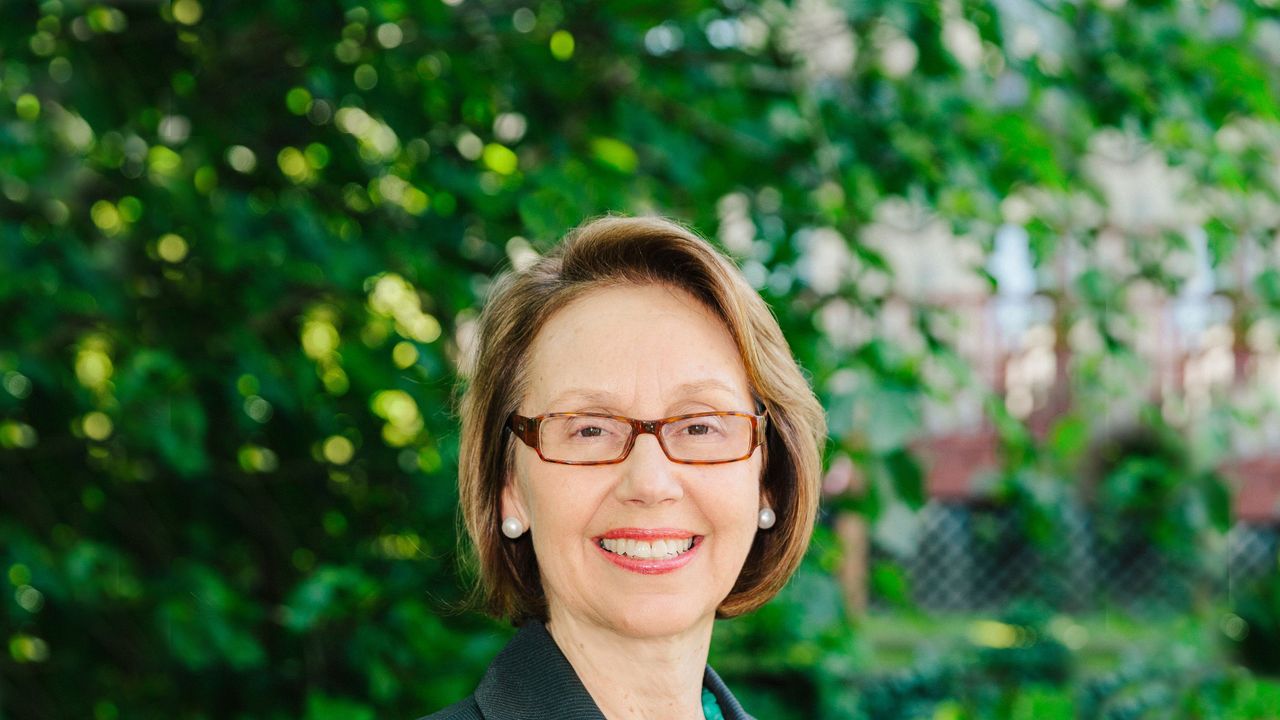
[[424, 216, 826, 719]]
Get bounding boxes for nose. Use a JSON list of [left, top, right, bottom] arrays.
[[614, 432, 684, 506]]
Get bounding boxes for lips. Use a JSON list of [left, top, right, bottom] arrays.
[[594, 528, 702, 575]]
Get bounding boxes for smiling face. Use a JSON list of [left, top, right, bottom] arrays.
[[503, 282, 765, 639]]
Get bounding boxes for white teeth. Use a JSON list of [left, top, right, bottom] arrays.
[[600, 537, 695, 559]]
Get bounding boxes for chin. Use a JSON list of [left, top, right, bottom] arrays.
[[597, 595, 716, 639]]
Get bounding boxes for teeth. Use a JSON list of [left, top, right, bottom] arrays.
[[600, 537, 694, 559]]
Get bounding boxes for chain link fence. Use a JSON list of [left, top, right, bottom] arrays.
[[871, 501, 1279, 613]]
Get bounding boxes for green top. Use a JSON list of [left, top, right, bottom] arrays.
[[701, 687, 724, 720]]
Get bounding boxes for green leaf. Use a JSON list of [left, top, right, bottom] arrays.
[[589, 137, 638, 174], [282, 565, 378, 632], [1047, 414, 1089, 464], [883, 448, 925, 509], [305, 694, 375, 720]]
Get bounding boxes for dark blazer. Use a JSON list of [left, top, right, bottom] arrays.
[[420, 620, 755, 719]]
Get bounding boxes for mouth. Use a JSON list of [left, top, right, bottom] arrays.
[[597, 536, 697, 560], [593, 529, 702, 575]]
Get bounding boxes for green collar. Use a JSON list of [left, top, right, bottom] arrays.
[[701, 687, 724, 720]]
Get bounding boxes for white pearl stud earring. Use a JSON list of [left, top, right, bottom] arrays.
[[757, 507, 776, 529], [501, 517, 525, 539]]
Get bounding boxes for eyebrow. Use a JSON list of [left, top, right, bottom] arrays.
[[546, 379, 744, 409]]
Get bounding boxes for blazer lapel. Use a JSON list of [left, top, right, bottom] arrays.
[[473, 620, 607, 719], [703, 665, 755, 720]]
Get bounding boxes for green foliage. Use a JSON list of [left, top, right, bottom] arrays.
[[1084, 408, 1232, 575], [854, 602, 1072, 719], [976, 603, 1073, 688], [853, 611, 1280, 720], [1226, 568, 1280, 676]]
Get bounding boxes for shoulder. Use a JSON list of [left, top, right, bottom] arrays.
[[416, 695, 483, 720]]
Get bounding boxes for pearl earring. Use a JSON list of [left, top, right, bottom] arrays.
[[757, 507, 776, 529], [501, 517, 525, 539]]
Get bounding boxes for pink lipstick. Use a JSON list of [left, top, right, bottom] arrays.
[[594, 528, 702, 575]]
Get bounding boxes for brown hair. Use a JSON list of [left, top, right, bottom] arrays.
[[457, 215, 826, 622]]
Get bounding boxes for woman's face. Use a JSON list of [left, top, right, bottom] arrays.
[[503, 283, 765, 639]]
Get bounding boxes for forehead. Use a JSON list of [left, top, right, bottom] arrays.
[[523, 283, 752, 411]]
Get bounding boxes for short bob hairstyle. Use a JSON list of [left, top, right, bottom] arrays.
[[457, 215, 826, 622]]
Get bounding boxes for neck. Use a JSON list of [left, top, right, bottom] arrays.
[[546, 605, 713, 720]]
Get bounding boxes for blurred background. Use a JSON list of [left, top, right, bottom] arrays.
[[2, 0, 1280, 718]]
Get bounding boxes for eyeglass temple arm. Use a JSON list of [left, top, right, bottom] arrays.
[[507, 414, 540, 448]]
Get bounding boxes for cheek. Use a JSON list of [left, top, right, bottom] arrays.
[[704, 466, 763, 530], [525, 478, 609, 602], [525, 471, 601, 544]]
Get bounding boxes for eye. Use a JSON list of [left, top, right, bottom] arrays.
[[561, 417, 616, 440], [674, 418, 724, 436]]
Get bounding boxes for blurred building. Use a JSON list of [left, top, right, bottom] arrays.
[[847, 173, 1280, 612]]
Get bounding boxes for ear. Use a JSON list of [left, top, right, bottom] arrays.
[[760, 487, 774, 511], [500, 472, 530, 527], [756, 450, 770, 505], [757, 454, 774, 510]]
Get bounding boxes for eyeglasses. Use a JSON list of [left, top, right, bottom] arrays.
[[507, 410, 767, 465]]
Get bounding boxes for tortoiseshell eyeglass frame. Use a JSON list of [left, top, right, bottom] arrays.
[[506, 410, 768, 465]]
